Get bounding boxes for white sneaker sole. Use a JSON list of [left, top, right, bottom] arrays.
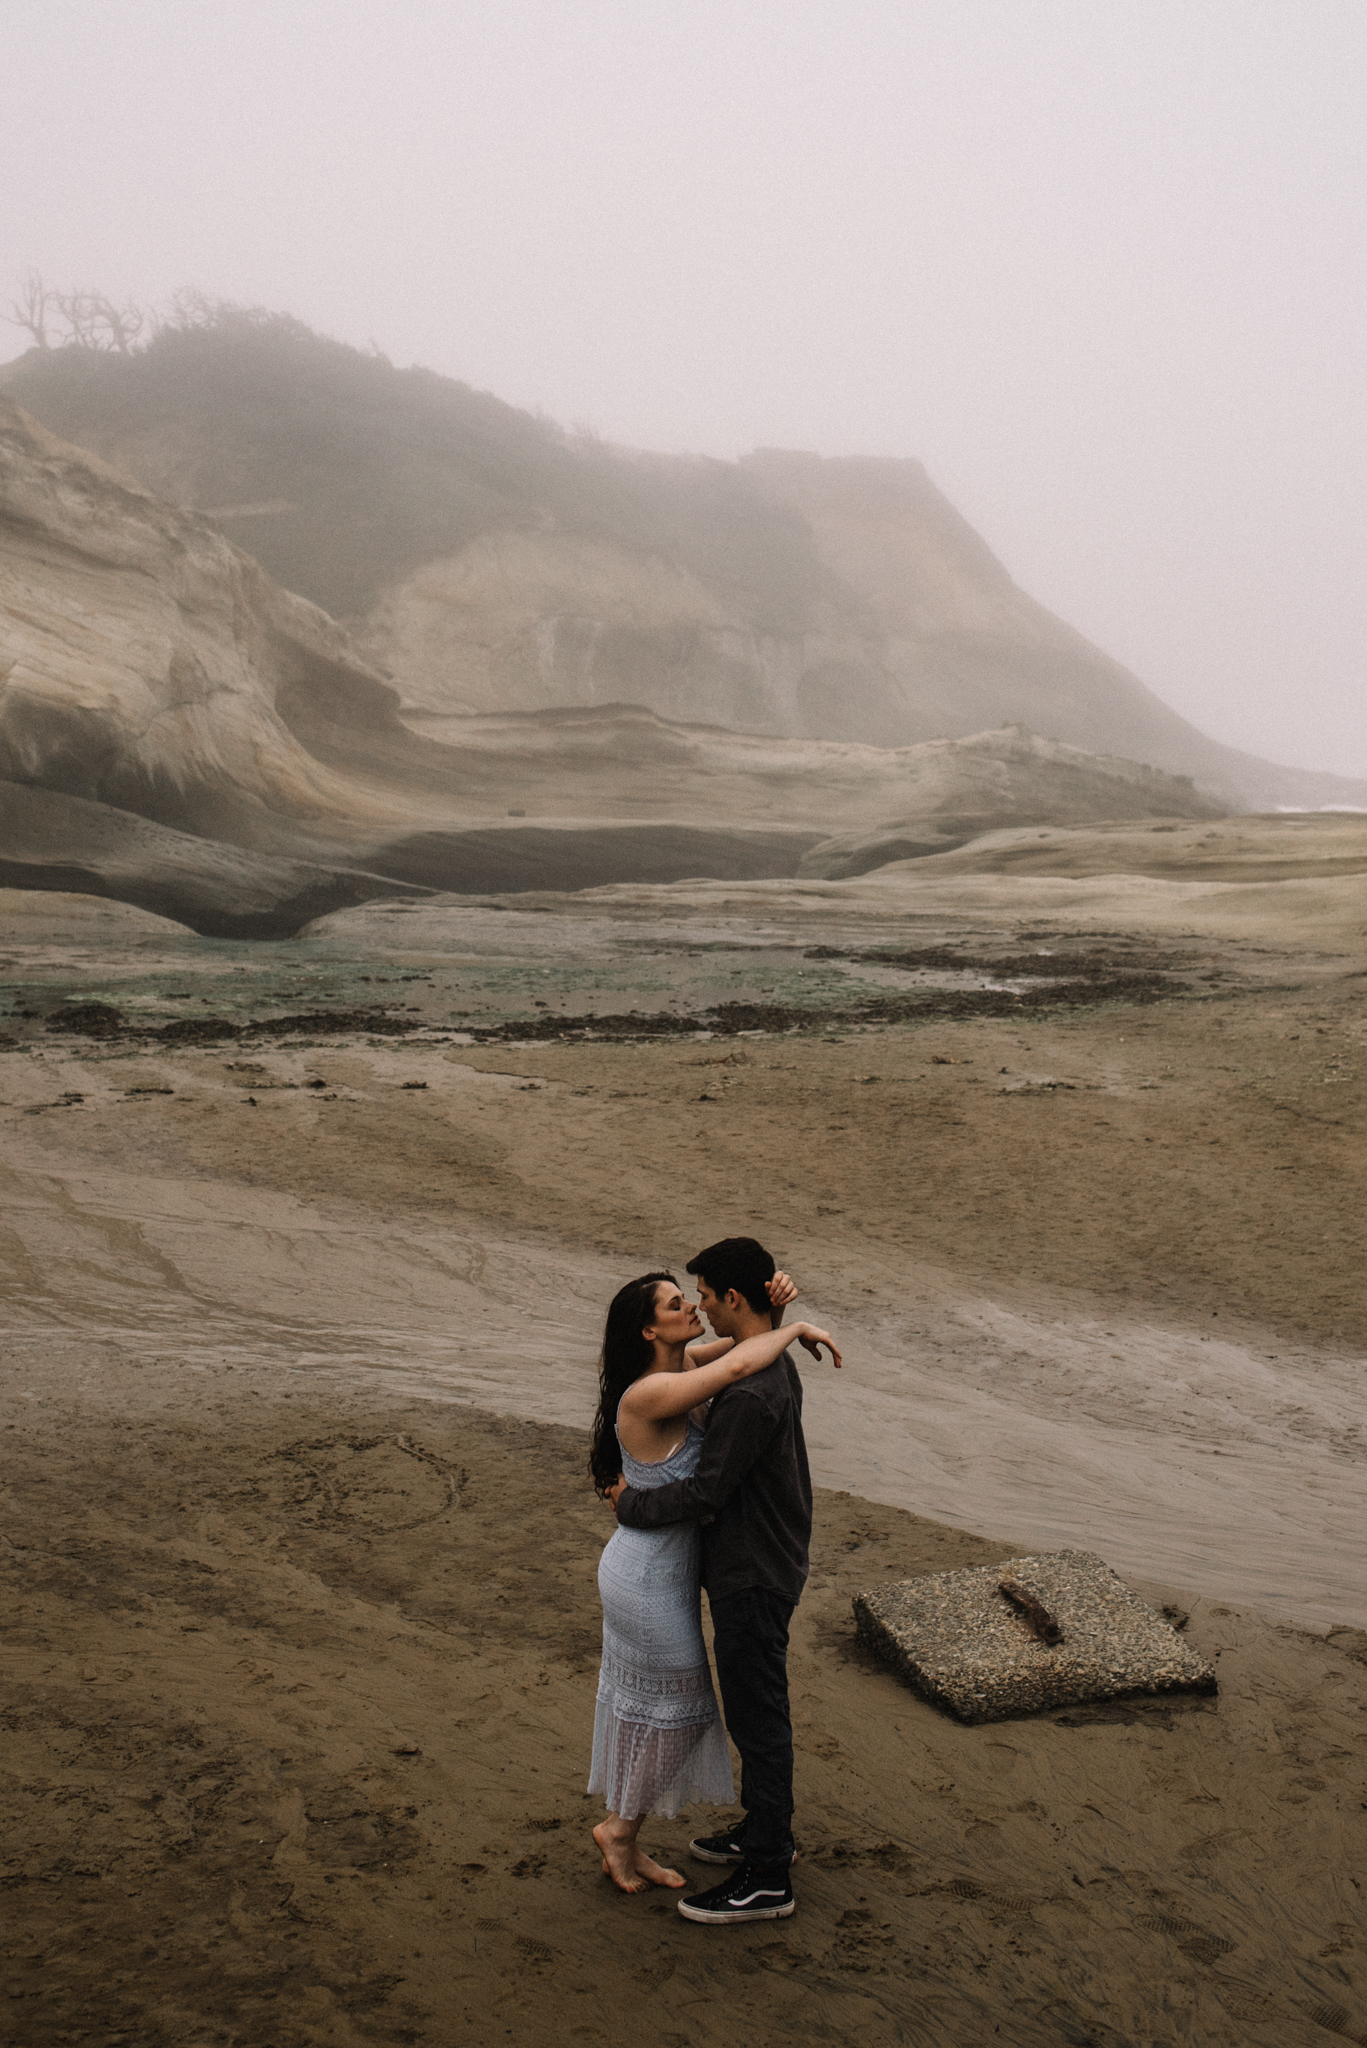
[[677, 1896, 795, 1924]]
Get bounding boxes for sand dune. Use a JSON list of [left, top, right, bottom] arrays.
[[399, 705, 1215, 829], [795, 726, 1220, 875], [456, 865, 1367, 957], [485, 831, 1367, 955]]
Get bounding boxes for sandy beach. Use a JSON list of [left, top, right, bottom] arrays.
[[7, 39, 1367, 2044], [3, 861, 1365, 2044]]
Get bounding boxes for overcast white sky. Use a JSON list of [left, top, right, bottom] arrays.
[[4, 0, 1365, 775]]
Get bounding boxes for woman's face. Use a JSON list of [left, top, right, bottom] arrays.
[[643, 1281, 703, 1348]]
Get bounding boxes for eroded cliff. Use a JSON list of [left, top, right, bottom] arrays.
[[10, 318, 1349, 810], [0, 391, 1225, 933]]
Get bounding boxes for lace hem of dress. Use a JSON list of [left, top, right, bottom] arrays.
[[588, 1703, 734, 1819]]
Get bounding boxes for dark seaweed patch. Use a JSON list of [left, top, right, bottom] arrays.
[[466, 971, 1177, 1043], [45, 1004, 421, 1043]]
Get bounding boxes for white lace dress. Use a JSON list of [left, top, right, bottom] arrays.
[[588, 1415, 734, 1819]]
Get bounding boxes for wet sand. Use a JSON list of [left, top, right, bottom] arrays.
[[3, 862, 1366, 2042], [3, 1010, 1364, 1626], [6, 1371, 1366, 2048]]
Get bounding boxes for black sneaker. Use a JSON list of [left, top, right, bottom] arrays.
[[688, 1827, 749, 1865], [689, 1828, 799, 1867], [677, 1863, 795, 1924]]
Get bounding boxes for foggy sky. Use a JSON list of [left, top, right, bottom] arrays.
[[4, 0, 1365, 778]]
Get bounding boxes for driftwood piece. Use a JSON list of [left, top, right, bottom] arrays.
[[998, 1577, 1064, 1645]]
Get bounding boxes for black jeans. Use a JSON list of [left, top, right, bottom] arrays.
[[708, 1586, 797, 1870]]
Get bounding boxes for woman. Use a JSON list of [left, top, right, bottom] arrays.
[[586, 1268, 837, 1894]]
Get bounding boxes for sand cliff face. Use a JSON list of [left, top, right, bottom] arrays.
[[739, 452, 1222, 767], [0, 396, 414, 849], [0, 394, 1219, 932], [400, 705, 1218, 836], [12, 325, 1360, 810], [793, 722, 1223, 876], [354, 524, 808, 728], [306, 449, 1235, 779]]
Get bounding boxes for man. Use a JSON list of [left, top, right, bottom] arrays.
[[610, 1235, 841, 1925]]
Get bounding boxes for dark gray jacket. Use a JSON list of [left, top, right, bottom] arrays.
[[615, 1351, 812, 1604]]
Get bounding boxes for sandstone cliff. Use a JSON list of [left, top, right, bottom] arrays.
[[791, 724, 1224, 878], [10, 318, 1357, 811], [0, 394, 421, 850], [0, 392, 1223, 934]]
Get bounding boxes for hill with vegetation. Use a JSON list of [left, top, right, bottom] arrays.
[[1, 392, 1223, 931], [8, 303, 1357, 811], [1, 307, 826, 630]]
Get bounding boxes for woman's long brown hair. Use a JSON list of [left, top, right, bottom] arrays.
[[588, 1271, 675, 1495]]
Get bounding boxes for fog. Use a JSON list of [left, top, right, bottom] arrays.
[[4, 0, 1364, 777]]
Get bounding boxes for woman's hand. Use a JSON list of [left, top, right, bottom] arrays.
[[724, 1318, 843, 1384], [767, 1270, 798, 1317], [626, 1313, 842, 1424], [794, 1322, 842, 1371]]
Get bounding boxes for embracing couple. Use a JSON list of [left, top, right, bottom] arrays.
[[587, 1235, 841, 1924]]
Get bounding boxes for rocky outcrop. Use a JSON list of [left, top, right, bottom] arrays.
[[0, 780, 429, 938], [0, 395, 426, 850], [739, 453, 1210, 762], [0, 393, 1232, 935], [13, 324, 1363, 811], [796, 725, 1221, 878], [328, 450, 1243, 780]]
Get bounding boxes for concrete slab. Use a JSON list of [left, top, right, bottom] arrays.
[[853, 1548, 1217, 1723]]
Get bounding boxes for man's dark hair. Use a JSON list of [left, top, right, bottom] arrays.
[[686, 1236, 775, 1316]]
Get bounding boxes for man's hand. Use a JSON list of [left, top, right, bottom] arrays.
[[604, 1474, 628, 1511], [796, 1324, 842, 1371], [766, 1269, 798, 1325]]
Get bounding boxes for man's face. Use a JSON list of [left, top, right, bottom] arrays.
[[695, 1277, 742, 1339]]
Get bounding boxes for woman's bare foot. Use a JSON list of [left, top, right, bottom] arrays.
[[632, 1847, 685, 1888], [593, 1820, 650, 1894]]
